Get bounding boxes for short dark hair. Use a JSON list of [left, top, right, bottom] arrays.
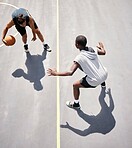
[[76, 35, 87, 47]]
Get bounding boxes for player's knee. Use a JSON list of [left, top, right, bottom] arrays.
[[73, 83, 78, 89]]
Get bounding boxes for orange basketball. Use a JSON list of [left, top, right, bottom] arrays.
[[3, 35, 16, 46]]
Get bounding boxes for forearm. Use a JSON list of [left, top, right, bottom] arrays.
[[32, 29, 36, 37], [52, 71, 73, 76], [2, 27, 8, 40], [48, 62, 78, 76], [29, 17, 36, 38]]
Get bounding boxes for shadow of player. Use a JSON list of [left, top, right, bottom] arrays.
[[12, 49, 47, 91], [60, 88, 116, 136]]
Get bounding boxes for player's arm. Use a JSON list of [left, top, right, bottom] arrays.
[[47, 62, 79, 76], [28, 17, 36, 41], [96, 42, 106, 55], [2, 20, 14, 40]]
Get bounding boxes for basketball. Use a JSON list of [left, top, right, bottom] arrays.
[[3, 35, 16, 46]]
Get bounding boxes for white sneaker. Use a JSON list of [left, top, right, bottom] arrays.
[[43, 44, 51, 52], [66, 101, 80, 109]]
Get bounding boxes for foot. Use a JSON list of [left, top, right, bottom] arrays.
[[24, 44, 29, 53], [66, 101, 80, 109], [101, 82, 106, 88], [43, 44, 51, 52]]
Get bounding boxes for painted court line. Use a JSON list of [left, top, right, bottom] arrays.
[[56, 0, 60, 148], [0, 1, 61, 147]]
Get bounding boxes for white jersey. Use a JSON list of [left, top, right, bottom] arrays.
[[74, 47, 108, 86]]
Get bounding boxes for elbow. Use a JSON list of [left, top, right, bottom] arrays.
[[68, 73, 73, 76], [5, 26, 9, 31], [68, 71, 74, 76]]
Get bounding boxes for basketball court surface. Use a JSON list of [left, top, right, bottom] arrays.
[[0, 0, 132, 148]]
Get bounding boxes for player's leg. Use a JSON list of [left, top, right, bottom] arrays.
[[73, 80, 84, 101], [22, 33, 29, 52], [35, 28, 44, 42], [22, 33, 27, 44], [66, 80, 84, 109], [33, 21, 51, 51], [15, 25, 29, 52], [66, 76, 95, 109]]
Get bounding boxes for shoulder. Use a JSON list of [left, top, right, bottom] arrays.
[[87, 47, 95, 53], [74, 52, 83, 63], [6, 19, 14, 28], [88, 47, 98, 55]]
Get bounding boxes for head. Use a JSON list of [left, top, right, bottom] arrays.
[[17, 14, 26, 24], [75, 35, 87, 50]]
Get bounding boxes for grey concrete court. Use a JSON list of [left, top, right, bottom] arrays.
[[0, 0, 132, 148]]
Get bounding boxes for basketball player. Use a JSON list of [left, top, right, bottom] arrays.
[[2, 8, 51, 52], [48, 35, 108, 109]]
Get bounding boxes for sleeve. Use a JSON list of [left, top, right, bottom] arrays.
[[74, 55, 81, 65]]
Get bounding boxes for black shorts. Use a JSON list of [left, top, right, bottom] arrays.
[[80, 76, 96, 88], [15, 20, 38, 36]]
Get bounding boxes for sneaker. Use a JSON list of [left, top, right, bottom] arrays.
[[43, 44, 51, 52], [24, 44, 29, 53], [66, 101, 80, 109], [101, 82, 106, 88]]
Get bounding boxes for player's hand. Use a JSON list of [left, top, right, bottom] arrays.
[[96, 42, 106, 55], [31, 36, 36, 41], [60, 122, 70, 128], [2, 38, 8, 46], [96, 42, 104, 49], [47, 68, 57, 76]]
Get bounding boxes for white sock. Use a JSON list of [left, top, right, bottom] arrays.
[[74, 100, 79, 104], [42, 41, 45, 45]]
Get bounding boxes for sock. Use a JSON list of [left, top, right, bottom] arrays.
[[24, 43, 28, 45], [42, 41, 45, 45], [74, 100, 79, 104]]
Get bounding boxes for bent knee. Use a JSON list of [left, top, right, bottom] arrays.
[[73, 81, 82, 88]]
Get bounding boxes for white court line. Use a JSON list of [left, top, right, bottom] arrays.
[[1, 1, 61, 147], [56, 0, 60, 148], [0, 2, 19, 48]]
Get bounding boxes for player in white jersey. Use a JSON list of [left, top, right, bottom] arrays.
[[48, 35, 108, 109]]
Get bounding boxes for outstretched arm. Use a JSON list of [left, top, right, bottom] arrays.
[[60, 122, 89, 136], [2, 20, 14, 41], [96, 42, 106, 55], [47, 61, 79, 76]]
